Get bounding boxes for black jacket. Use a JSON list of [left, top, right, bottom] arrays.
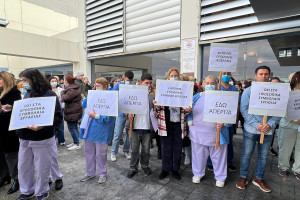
[[0, 86, 21, 152], [16, 89, 63, 141]]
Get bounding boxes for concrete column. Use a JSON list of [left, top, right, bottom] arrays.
[[180, 0, 201, 80]]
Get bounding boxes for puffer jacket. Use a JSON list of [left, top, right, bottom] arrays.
[[61, 83, 82, 122]]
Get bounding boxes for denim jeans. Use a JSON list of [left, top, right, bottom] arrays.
[[240, 130, 272, 179], [111, 118, 130, 155], [67, 121, 80, 145], [57, 120, 65, 144]]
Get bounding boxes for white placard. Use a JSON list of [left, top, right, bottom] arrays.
[[203, 90, 239, 123], [155, 80, 193, 107], [119, 84, 148, 114], [9, 97, 56, 131], [208, 43, 239, 72], [182, 38, 196, 73], [287, 90, 300, 120], [87, 90, 118, 117], [249, 82, 290, 117]]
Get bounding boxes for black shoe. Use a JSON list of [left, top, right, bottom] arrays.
[[150, 140, 154, 149], [127, 170, 137, 178], [108, 141, 112, 146], [0, 176, 11, 188], [207, 166, 214, 172], [55, 179, 63, 190], [269, 148, 278, 156], [48, 179, 52, 185], [228, 165, 237, 172], [157, 149, 162, 159], [120, 139, 124, 145], [7, 179, 19, 195], [172, 171, 181, 181], [37, 192, 49, 200], [16, 193, 34, 200], [159, 170, 169, 180], [143, 167, 152, 175]]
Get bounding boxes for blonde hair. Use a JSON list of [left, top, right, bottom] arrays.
[[17, 81, 24, 90], [95, 77, 108, 89], [166, 67, 180, 80], [188, 76, 195, 82], [0, 71, 15, 98], [180, 74, 189, 81]]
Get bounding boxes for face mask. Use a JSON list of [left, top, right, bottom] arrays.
[[221, 75, 231, 83], [170, 77, 178, 81], [229, 81, 234, 85], [125, 81, 130, 85], [242, 84, 245, 88], [96, 88, 103, 91], [20, 88, 27, 95], [23, 82, 31, 90], [51, 82, 58, 88], [205, 84, 215, 91]]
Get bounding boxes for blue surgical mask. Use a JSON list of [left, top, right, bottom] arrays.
[[205, 84, 216, 91], [170, 77, 179, 81], [23, 82, 31, 90], [125, 81, 130, 85], [20, 88, 27, 95], [229, 81, 234, 85], [51, 82, 58, 88], [221, 75, 231, 83], [96, 88, 103, 91]]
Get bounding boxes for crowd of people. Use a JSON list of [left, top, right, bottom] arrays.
[[0, 66, 299, 200]]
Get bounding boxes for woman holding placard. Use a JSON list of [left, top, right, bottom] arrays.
[[0, 71, 21, 195], [278, 71, 300, 179], [154, 67, 190, 181], [16, 68, 63, 200], [61, 75, 83, 151], [188, 75, 227, 187], [79, 78, 115, 184]]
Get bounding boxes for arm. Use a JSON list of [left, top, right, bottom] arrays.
[[240, 88, 260, 129]]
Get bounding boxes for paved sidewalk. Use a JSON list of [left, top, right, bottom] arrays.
[[1, 125, 299, 200]]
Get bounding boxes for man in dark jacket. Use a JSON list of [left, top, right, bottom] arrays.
[[74, 72, 88, 98]]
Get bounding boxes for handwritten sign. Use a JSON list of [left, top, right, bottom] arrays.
[[119, 84, 148, 114], [87, 90, 118, 116], [9, 97, 56, 131], [287, 90, 300, 120], [249, 82, 290, 117], [155, 80, 193, 107], [208, 43, 239, 72], [203, 90, 239, 123]]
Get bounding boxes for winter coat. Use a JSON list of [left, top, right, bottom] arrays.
[[61, 83, 83, 122], [0, 86, 21, 152], [75, 79, 88, 98]]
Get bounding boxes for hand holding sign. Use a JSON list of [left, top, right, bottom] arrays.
[[27, 124, 44, 131]]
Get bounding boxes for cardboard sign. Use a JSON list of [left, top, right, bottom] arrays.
[[9, 97, 56, 131], [203, 90, 239, 123], [119, 84, 148, 114], [248, 82, 290, 117], [87, 90, 118, 117], [287, 90, 300, 120], [208, 43, 239, 72], [155, 80, 193, 107]]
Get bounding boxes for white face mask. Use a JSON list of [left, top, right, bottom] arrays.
[[229, 81, 234, 85], [125, 81, 130, 85], [96, 88, 103, 91], [170, 77, 178, 81]]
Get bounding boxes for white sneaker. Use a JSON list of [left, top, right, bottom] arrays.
[[184, 156, 191, 166], [68, 144, 81, 151], [111, 154, 117, 162], [59, 142, 65, 146], [216, 180, 225, 187], [124, 152, 131, 160], [192, 176, 201, 184], [97, 176, 107, 184], [67, 143, 74, 148]]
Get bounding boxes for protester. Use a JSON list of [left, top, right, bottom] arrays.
[[127, 73, 154, 178], [154, 67, 191, 181], [79, 78, 115, 184], [108, 77, 118, 90], [16, 68, 63, 200], [236, 66, 281, 192], [83, 77, 93, 90], [75, 72, 88, 98], [110, 70, 134, 162], [48, 76, 64, 190], [277, 71, 300, 179], [207, 72, 238, 172], [187, 75, 227, 187], [0, 71, 21, 195], [61, 75, 83, 151]]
